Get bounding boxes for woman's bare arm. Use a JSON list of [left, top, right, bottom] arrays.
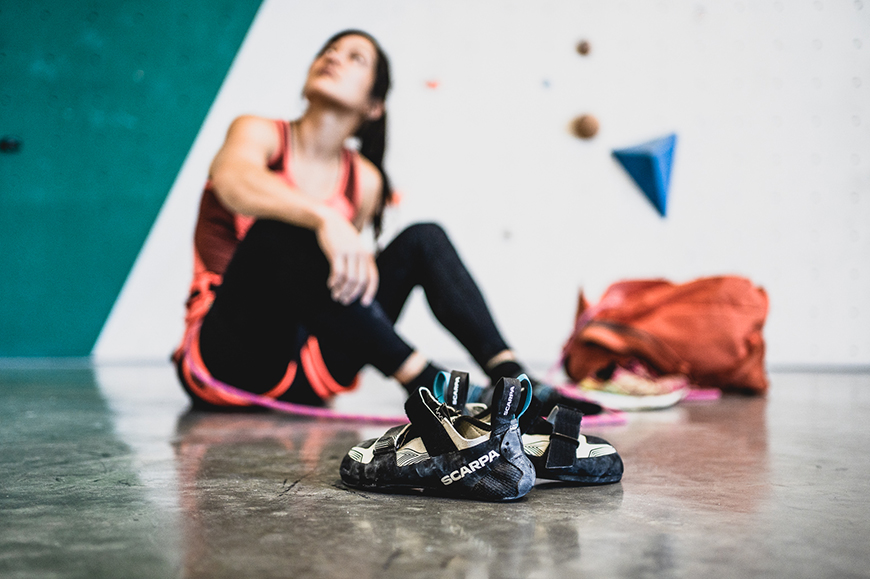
[[209, 115, 333, 229], [208, 115, 380, 306]]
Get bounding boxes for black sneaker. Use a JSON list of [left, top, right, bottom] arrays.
[[340, 377, 536, 501]]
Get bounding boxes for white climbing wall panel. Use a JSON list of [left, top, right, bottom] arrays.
[[97, 0, 870, 371]]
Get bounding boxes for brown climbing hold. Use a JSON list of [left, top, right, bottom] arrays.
[[571, 115, 599, 139]]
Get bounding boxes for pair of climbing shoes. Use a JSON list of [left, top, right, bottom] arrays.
[[340, 371, 623, 501]]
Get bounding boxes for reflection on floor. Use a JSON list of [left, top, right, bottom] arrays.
[[1, 364, 869, 578]]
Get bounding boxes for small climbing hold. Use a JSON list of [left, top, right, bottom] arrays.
[[0, 136, 22, 153], [612, 134, 678, 218], [388, 190, 404, 207], [571, 115, 599, 139]]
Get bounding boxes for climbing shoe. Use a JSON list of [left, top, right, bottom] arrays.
[[522, 404, 623, 484], [434, 370, 623, 485], [340, 377, 535, 501]]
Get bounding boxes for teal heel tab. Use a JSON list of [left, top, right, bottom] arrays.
[[432, 371, 451, 403], [516, 374, 534, 419], [432, 370, 470, 410]]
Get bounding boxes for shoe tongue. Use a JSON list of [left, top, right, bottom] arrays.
[[403, 388, 458, 456], [491, 377, 521, 429]]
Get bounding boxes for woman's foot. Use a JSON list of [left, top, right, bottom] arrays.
[[482, 358, 603, 418]]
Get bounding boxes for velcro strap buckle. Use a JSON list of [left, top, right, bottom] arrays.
[[373, 425, 405, 456], [544, 405, 583, 470]]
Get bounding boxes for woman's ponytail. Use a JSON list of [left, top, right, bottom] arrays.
[[355, 113, 392, 240]]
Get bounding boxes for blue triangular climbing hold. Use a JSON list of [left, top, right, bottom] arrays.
[[612, 134, 677, 217]]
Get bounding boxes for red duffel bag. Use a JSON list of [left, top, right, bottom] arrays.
[[562, 276, 770, 394]]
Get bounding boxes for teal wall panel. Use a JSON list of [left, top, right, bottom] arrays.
[[0, 0, 263, 356]]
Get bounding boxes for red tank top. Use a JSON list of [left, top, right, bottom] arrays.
[[183, 120, 361, 328]]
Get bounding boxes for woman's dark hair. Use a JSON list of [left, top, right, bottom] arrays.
[[318, 30, 393, 239]]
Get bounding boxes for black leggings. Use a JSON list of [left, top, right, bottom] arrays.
[[197, 221, 510, 404]]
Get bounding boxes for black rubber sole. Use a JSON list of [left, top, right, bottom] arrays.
[[340, 429, 536, 502], [529, 451, 624, 485], [534, 473, 623, 485], [339, 478, 531, 502]]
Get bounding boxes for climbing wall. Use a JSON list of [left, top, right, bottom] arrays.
[[15, 0, 868, 369], [0, 0, 262, 356]]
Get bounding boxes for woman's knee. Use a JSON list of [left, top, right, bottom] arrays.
[[239, 220, 324, 270], [226, 219, 329, 290], [399, 222, 452, 250], [248, 219, 317, 248]]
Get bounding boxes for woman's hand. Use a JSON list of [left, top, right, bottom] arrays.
[[316, 210, 379, 306]]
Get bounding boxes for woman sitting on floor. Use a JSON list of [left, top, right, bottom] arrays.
[[173, 30, 548, 411]]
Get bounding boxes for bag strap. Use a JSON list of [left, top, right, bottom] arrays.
[[583, 320, 689, 374], [555, 289, 628, 372]]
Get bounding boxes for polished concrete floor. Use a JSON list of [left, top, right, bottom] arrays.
[[1, 363, 869, 579]]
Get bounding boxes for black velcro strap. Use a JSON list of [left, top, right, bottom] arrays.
[[403, 388, 458, 457], [444, 370, 469, 409], [491, 377, 521, 430], [545, 405, 583, 470], [373, 425, 406, 456]]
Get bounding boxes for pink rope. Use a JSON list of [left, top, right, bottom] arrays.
[[184, 333, 407, 424]]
